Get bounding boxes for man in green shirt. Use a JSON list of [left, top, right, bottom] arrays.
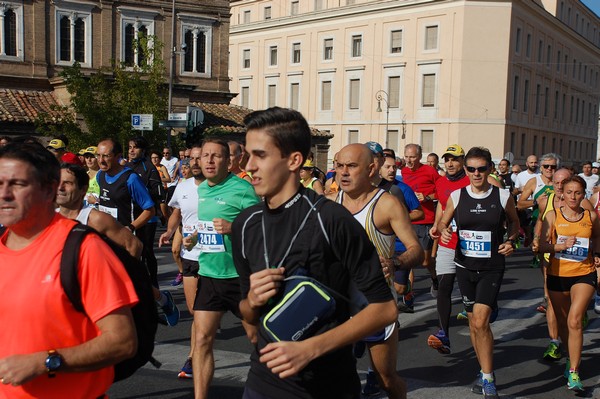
[[184, 138, 260, 399]]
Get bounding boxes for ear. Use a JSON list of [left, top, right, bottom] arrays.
[[367, 162, 377, 178], [289, 151, 304, 172]]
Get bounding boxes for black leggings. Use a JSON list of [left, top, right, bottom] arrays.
[[437, 273, 456, 336], [136, 223, 158, 288]]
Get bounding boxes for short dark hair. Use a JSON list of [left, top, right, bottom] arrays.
[[99, 138, 122, 156], [582, 161, 592, 167], [129, 136, 149, 151], [383, 148, 396, 159], [0, 141, 60, 189], [202, 138, 230, 158], [61, 163, 89, 190], [465, 146, 492, 167], [500, 158, 511, 166], [228, 140, 243, 156], [427, 153, 439, 161], [243, 107, 311, 162]]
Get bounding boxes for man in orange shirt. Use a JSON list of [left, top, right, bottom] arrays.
[[0, 141, 138, 399]]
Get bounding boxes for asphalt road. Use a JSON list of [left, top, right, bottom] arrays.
[[108, 240, 600, 399]]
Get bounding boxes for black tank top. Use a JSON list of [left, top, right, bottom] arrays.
[[98, 169, 138, 226], [454, 186, 506, 271]]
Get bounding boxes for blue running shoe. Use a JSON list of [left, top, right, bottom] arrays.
[[427, 329, 451, 354], [567, 370, 584, 391], [472, 371, 496, 395], [362, 370, 381, 396], [171, 272, 183, 286], [481, 378, 499, 398], [178, 357, 192, 379], [457, 310, 468, 321], [160, 290, 180, 327]]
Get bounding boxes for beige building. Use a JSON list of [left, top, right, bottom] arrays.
[[229, 0, 600, 166], [0, 0, 232, 135]]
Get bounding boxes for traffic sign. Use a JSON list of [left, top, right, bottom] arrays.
[[168, 113, 187, 121], [131, 114, 153, 131]]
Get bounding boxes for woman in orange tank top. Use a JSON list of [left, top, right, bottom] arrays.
[[539, 176, 600, 392]]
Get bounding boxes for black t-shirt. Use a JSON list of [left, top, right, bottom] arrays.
[[231, 187, 392, 399]]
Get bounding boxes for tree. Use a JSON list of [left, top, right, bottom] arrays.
[[44, 35, 172, 151]]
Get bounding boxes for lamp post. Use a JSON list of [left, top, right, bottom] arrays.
[[167, 0, 176, 148], [375, 90, 390, 137]]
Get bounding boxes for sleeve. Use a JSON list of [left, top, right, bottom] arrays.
[[127, 173, 155, 210], [450, 189, 461, 208], [78, 234, 139, 323], [168, 183, 183, 209], [499, 187, 510, 209], [325, 203, 392, 304], [231, 214, 252, 298], [398, 182, 420, 211]]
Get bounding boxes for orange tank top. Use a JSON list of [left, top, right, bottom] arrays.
[[548, 207, 595, 277]]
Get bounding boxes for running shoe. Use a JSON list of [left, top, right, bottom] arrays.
[[160, 290, 180, 327], [471, 371, 496, 395], [481, 378, 499, 398], [530, 256, 540, 268], [457, 310, 468, 321], [427, 329, 451, 354], [397, 290, 415, 313], [595, 293, 600, 315], [430, 278, 439, 298], [362, 370, 381, 396], [178, 357, 193, 379], [171, 272, 184, 286], [567, 370, 584, 392], [543, 341, 562, 361]]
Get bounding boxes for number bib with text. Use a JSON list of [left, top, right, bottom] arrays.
[[555, 235, 589, 262], [197, 221, 225, 253], [459, 230, 491, 258]]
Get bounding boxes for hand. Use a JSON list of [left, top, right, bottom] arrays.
[[213, 218, 232, 235], [429, 225, 440, 239], [182, 231, 197, 250], [86, 194, 97, 204], [440, 226, 453, 244], [594, 256, 600, 268], [557, 236, 576, 251], [259, 340, 316, 378], [531, 238, 539, 253], [0, 352, 46, 387], [379, 257, 394, 280], [158, 231, 173, 247], [498, 241, 514, 256], [248, 267, 286, 309], [415, 192, 425, 202]]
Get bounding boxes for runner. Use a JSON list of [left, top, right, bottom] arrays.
[[232, 107, 397, 399], [538, 175, 600, 392], [436, 146, 519, 399]]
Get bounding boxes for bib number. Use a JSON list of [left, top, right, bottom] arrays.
[[555, 236, 589, 262], [98, 205, 118, 219], [197, 221, 225, 253], [459, 230, 491, 258]]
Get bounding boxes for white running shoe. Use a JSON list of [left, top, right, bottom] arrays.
[[594, 293, 600, 315]]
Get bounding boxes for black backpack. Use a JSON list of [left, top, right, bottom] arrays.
[[60, 224, 159, 381]]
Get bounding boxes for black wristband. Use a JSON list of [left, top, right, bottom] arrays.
[[127, 223, 136, 232]]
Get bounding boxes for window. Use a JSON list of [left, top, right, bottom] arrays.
[[512, 76, 519, 110], [292, 43, 301, 63], [557, 50, 561, 72], [515, 28, 521, 53], [422, 73, 436, 107], [546, 45, 551, 67], [351, 35, 362, 57], [0, 3, 23, 59], [554, 90, 559, 119], [421, 130, 434, 153], [391, 30, 402, 54], [535, 84, 540, 115], [290, 83, 300, 110], [242, 49, 251, 68], [346, 0, 355, 4], [386, 130, 399, 153], [182, 25, 210, 74], [537, 40, 543, 63], [520, 134, 526, 157], [523, 79, 529, 112], [526, 33, 531, 57], [269, 46, 277, 66], [315, 0, 324, 11], [544, 87, 549, 117], [120, 9, 158, 68], [323, 38, 333, 60], [241, 87, 249, 108], [533, 135, 538, 155], [267, 85, 276, 108], [56, 4, 93, 65], [542, 137, 546, 153], [264, 6, 271, 20], [348, 130, 359, 144], [510, 132, 516, 154], [1, 8, 16, 56], [243, 10, 251, 23], [291, 0, 299, 15], [321, 80, 332, 110], [425, 25, 438, 50], [349, 79, 360, 109], [388, 76, 400, 108]]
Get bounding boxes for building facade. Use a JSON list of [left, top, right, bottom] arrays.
[[0, 0, 232, 134], [229, 0, 600, 166]]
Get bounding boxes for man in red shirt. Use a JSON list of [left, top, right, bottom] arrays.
[[402, 143, 441, 297]]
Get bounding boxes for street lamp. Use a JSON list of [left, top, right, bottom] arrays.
[[375, 90, 390, 136]]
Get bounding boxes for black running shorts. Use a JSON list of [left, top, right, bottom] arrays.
[[456, 267, 504, 312]]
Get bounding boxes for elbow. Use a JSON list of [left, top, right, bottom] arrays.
[[120, 334, 138, 361]]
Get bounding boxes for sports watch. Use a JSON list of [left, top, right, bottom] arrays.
[[45, 350, 63, 378]]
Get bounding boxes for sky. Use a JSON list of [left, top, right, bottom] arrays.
[[580, 0, 600, 18]]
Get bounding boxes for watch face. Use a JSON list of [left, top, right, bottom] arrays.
[[46, 355, 62, 371]]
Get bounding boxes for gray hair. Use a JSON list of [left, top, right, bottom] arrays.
[[539, 153, 561, 168]]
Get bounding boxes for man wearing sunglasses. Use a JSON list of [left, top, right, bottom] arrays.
[[436, 147, 519, 399], [517, 153, 560, 215]]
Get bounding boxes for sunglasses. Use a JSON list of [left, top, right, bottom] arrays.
[[465, 166, 489, 173], [541, 164, 557, 170]]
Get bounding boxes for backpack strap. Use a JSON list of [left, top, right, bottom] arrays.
[[60, 224, 95, 314]]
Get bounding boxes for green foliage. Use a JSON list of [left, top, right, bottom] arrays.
[[52, 34, 170, 150]]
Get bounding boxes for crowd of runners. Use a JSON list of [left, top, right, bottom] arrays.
[[1, 107, 600, 399]]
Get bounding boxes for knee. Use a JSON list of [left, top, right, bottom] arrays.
[[469, 315, 489, 332], [172, 247, 181, 258], [567, 314, 582, 332], [194, 327, 215, 348]]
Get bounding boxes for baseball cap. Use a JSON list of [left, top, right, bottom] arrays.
[[365, 141, 384, 156], [46, 139, 66, 150], [78, 148, 86, 156], [592, 162, 600, 168], [83, 146, 98, 156], [442, 144, 465, 158], [180, 158, 191, 167], [303, 159, 315, 168]]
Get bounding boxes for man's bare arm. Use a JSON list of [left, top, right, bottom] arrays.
[[88, 209, 143, 258]]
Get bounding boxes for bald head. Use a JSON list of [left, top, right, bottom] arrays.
[[336, 144, 377, 194], [553, 168, 572, 194]]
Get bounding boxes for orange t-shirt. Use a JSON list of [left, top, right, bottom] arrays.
[[548, 208, 596, 277], [0, 214, 138, 399]]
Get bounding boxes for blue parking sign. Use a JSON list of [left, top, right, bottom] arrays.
[[131, 114, 141, 126]]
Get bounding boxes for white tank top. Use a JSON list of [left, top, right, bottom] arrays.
[[76, 207, 93, 225]]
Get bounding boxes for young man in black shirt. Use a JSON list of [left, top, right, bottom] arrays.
[[231, 107, 397, 399]]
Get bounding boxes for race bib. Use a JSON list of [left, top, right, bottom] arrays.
[[197, 220, 225, 253], [182, 223, 202, 251], [98, 205, 118, 219], [555, 235, 589, 262], [459, 230, 491, 258]]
